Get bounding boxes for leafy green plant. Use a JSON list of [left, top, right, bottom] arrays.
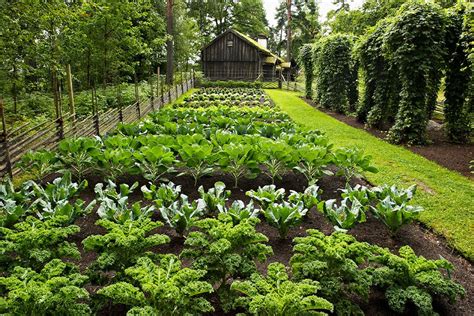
[[198, 181, 231, 213], [96, 148, 135, 181], [290, 230, 378, 315], [97, 256, 214, 315], [82, 218, 169, 272], [159, 194, 206, 236], [217, 143, 262, 188], [319, 198, 366, 231], [260, 140, 297, 183], [263, 202, 308, 239], [231, 262, 333, 315], [333, 147, 378, 184], [17, 150, 59, 181], [0, 259, 90, 315], [217, 200, 259, 226], [133, 145, 177, 182], [246, 185, 286, 210], [57, 137, 102, 180], [288, 184, 321, 210], [371, 246, 465, 315], [294, 144, 333, 185], [0, 178, 32, 227], [141, 181, 181, 208], [178, 143, 216, 186], [0, 216, 80, 270], [340, 184, 371, 208], [181, 214, 273, 291]]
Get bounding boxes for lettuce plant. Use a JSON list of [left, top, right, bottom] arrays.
[[340, 184, 371, 209], [319, 198, 366, 231], [0, 259, 90, 315], [17, 149, 59, 181], [231, 262, 333, 315], [181, 214, 273, 290], [217, 143, 262, 188], [57, 137, 102, 180], [159, 194, 206, 236], [288, 184, 321, 210], [82, 218, 170, 272], [141, 181, 181, 208], [133, 145, 177, 183], [246, 185, 286, 210], [263, 202, 308, 239], [178, 143, 216, 186], [370, 196, 423, 234], [0, 178, 33, 227], [98, 256, 214, 315], [0, 216, 80, 270], [294, 144, 333, 185], [217, 200, 259, 226], [333, 147, 378, 184], [198, 181, 231, 213], [371, 246, 465, 315]]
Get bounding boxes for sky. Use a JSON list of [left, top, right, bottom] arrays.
[[263, 0, 365, 25]]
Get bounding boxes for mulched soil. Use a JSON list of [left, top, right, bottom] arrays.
[[301, 97, 474, 179], [69, 171, 474, 316]]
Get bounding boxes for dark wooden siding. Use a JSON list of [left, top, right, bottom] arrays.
[[202, 32, 262, 80]]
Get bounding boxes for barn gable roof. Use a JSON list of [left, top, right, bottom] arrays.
[[201, 29, 285, 64]]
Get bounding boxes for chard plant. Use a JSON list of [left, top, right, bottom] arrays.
[[263, 202, 308, 239], [288, 184, 321, 210], [133, 145, 177, 183], [319, 198, 366, 232], [371, 246, 465, 315], [17, 149, 59, 181], [141, 181, 181, 208], [0, 178, 33, 227], [217, 200, 259, 226], [97, 256, 214, 315], [217, 143, 262, 188], [181, 214, 273, 303], [82, 218, 170, 272], [260, 140, 297, 183], [333, 147, 378, 184], [159, 194, 206, 236], [246, 185, 286, 210], [0, 216, 80, 270], [231, 262, 333, 315], [0, 259, 90, 315], [294, 144, 333, 185], [178, 143, 216, 186], [198, 181, 231, 213], [57, 137, 102, 180]]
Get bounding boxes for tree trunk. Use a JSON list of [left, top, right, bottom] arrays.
[[166, 0, 174, 85], [286, 0, 292, 62]]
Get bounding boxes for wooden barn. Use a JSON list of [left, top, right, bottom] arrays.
[[201, 29, 290, 81]]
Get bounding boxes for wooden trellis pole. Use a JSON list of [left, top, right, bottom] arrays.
[[134, 73, 141, 119], [156, 67, 161, 106], [149, 72, 155, 111], [0, 99, 12, 178]]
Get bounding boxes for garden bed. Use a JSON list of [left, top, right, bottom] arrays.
[[301, 97, 473, 178]]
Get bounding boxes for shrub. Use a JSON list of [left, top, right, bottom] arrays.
[[298, 44, 314, 99]]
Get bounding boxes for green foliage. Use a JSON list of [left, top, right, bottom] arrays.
[[263, 202, 308, 239], [17, 150, 58, 181], [159, 195, 206, 236], [217, 142, 262, 188], [231, 262, 333, 315], [314, 34, 356, 113], [288, 184, 322, 210], [0, 216, 80, 270], [259, 139, 297, 184], [181, 214, 273, 290], [293, 144, 333, 185], [333, 147, 378, 184], [0, 259, 90, 315], [246, 185, 286, 210], [384, 2, 447, 144], [372, 246, 465, 315], [199, 80, 262, 89], [319, 198, 366, 231], [82, 218, 169, 272], [340, 184, 371, 208], [57, 137, 102, 180], [198, 181, 231, 213], [0, 178, 32, 227], [141, 181, 181, 208], [133, 145, 177, 182], [299, 44, 315, 99], [217, 200, 259, 226], [178, 142, 216, 186], [98, 256, 213, 315]]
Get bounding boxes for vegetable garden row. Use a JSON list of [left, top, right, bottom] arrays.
[[0, 87, 467, 315]]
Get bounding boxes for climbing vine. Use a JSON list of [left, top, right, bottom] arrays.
[[384, 2, 446, 144], [298, 44, 314, 99]]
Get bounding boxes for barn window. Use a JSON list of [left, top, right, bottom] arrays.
[[227, 40, 233, 47]]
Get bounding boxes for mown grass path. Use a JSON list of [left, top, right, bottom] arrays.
[[266, 89, 474, 261]]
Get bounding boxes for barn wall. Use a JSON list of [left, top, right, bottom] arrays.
[[202, 32, 262, 80]]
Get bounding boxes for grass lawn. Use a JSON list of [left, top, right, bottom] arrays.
[[266, 89, 474, 261]]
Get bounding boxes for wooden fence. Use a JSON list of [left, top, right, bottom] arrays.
[[0, 74, 195, 179]]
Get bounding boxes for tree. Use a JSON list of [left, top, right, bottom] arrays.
[[166, 0, 174, 84], [233, 0, 268, 38]]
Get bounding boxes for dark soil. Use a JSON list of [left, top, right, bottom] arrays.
[[301, 97, 474, 179], [70, 172, 474, 316]]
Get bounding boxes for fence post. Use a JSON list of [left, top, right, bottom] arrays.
[[134, 73, 141, 119], [160, 76, 165, 107], [180, 72, 184, 96], [278, 69, 282, 89], [66, 64, 75, 119], [149, 74, 155, 112], [92, 85, 100, 136], [191, 69, 195, 88], [118, 91, 123, 123], [0, 99, 13, 178], [175, 74, 178, 100], [168, 81, 172, 103], [156, 67, 161, 107]]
